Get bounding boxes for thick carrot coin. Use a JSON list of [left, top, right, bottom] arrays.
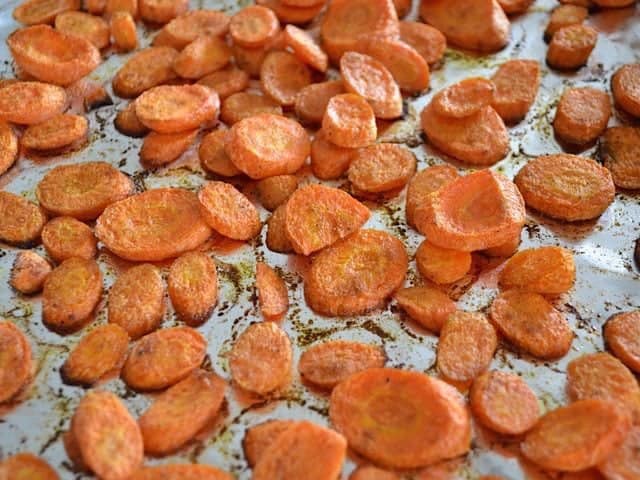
[[0, 453, 58, 480], [600, 126, 640, 189], [198, 67, 249, 100], [399, 21, 447, 66], [330, 368, 470, 468], [62, 324, 129, 386], [122, 326, 206, 391], [348, 143, 416, 195], [499, 246, 576, 294], [230, 5, 279, 48], [491, 60, 541, 124], [55, 11, 109, 49], [226, 113, 310, 179], [243, 420, 296, 467], [42, 216, 97, 263], [310, 129, 356, 180], [0, 122, 17, 177], [131, 465, 231, 480], [111, 11, 138, 52], [515, 154, 615, 222], [257, 0, 324, 25], [139, 369, 226, 455], [598, 425, 640, 480], [13, 0, 80, 25], [229, 321, 292, 395], [489, 290, 573, 359], [173, 35, 232, 80], [521, 399, 631, 472], [199, 129, 241, 177], [21, 113, 88, 152], [295, 81, 344, 125], [256, 262, 289, 318], [416, 240, 472, 285], [305, 230, 407, 316], [0, 81, 67, 125], [547, 24, 598, 70], [470, 371, 539, 435], [108, 264, 165, 340], [253, 421, 347, 480], [432, 78, 495, 119], [554, 87, 611, 146], [405, 165, 458, 229], [299, 341, 386, 389], [0, 321, 32, 403], [498, 0, 534, 14], [322, 93, 377, 148], [0, 191, 46, 247], [612, 64, 640, 118], [139, 0, 188, 24], [10, 251, 52, 295], [256, 175, 298, 211], [394, 286, 456, 333], [261, 50, 312, 107], [545, 4, 588, 41], [604, 311, 640, 373], [96, 188, 212, 261], [266, 204, 293, 253], [72, 391, 143, 480], [140, 129, 198, 167], [284, 25, 327, 72], [220, 92, 282, 125], [112, 46, 178, 98], [168, 251, 218, 326], [115, 101, 148, 137], [350, 466, 400, 480], [37, 161, 133, 220], [156, 10, 230, 50], [414, 170, 525, 252]]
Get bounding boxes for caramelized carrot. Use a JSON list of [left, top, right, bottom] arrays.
[[256, 175, 298, 211], [13, 0, 80, 25], [0, 122, 17, 176], [394, 287, 456, 333], [199, 129, 241, 177], [295, 81, 344, 125], [348, 143, 416, 195], [21, 113, 88, 152], [230, 5, 280, 48], [112, 46, 179, 98], [0, 453, 59, 480], [266, 204, 294, 253], [0, 191, 46, 247], [499, 246, 576, 294], [553, 87, 611, 147], [168, 251, 218, 326], [310, 129, 356, 180], [612, 63, 640, 118], [0, 321, 33, 403], [261, 50, 312, 106], [257, 0, 324, 25], [42, 216, 97, 263], [155, 10, 230, 50], [220, 92, 282, 125], [491, 60, 541, 124], [140, 129, 199, 167], [600, 126, 640, 189], [243, 420, 296, 467], [173, 35, 231, 80], [547, 24, 598, 70], [284, 25, 327, 72], [55, 11, 110, 49], [433, 78, 495, 119], [545, 4, 588, 41], [498, 0, 534, 15], [399, 21, 447, 66], [0, 81, 67, 125], [115, 101, 148, 137], [405, 165, 458, 229], [139, 0, 188, 24], [197, 67, 249, 100]]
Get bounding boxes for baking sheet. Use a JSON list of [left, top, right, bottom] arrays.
[[0, 0, 639, 478]]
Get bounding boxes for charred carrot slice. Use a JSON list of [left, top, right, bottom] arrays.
[[310, 129, 356, 180], [547, 24, 598, 70], [115, 102, 149, 137], [499, 246, 575, 294], [220, 92, 282, 125], [0, 122, 17, 177], [0, 191, 46, 247], [545, 4, 588, 41], [0, 453, 59, 480], [350, 466, 400, 480], [521, 399, 631, 472], [256, 175, 298, 211], [604, 311, 640, 373], [230, 5, 279, 48], [261, 50, 312, 107], [322, 93, 377, 148], [295, 81, 344, 125], [497, 0, 534, 14], [112, 46, 179, 98], [553, 87, 611, 147], [173, 35, 232, 80], [432, 78, 495, 119], [416, 240, 472, 285], [140, 129, 198, 167], [139, 0, 188, 24], [0, 81, 67, 125], [600, 126, 640, 189], [131, 465, 232, 480], [470, 371, 539, 435], [515, 154, 615, 222], [256, 262, 289, 318], [348, 143, 416, 195], [405, 165, 458, 229], [284, 25, 327, 73], [199, 129, 241, 177], [41, 216, 97, 263], [257, 0, 324, 25], [394, 287, 456, 333], [198, 67, 249, 100], [55, 11, 109, 49], [155, 10, 230, 50], [612, 63, 640, 118], [13, 0, 80, 25], [229, 321, 292, 395], [110, 11, 138, 51], [0, 321, 33, 403], [266, 204, 294, 253], [243, 420, 296, 467], [168, 251, 218, 326], [10, 251, 51, 295], [598, 425, 640, 480], [138, 369, 226, 455], [330, 368, 471, 468], [21, 113, 88, 152], [489, 290, 573, 359], [491, 60, 541, 124], [399, 21, 446, 66]]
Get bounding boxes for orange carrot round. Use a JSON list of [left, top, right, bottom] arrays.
[[0, 321, 33, 403], [416, 240, 472, 285], [604, 310, 640, 373], [394, 286, 456, 333], [168, 251, 218, 326], [256, 262, 289, 318], [261, 50, 312, 107], [322, 93, 377, 148], [499, 246, 575, 294], [10, 251, 51, 295], [0, 191, 47, 247]]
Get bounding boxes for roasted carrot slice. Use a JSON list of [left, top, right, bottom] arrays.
[[414, 170, 525, 252], [37, 161, 133, 220], [199, 129, 241, 177], [140, 129, 198, 167], [257, 0, 324, 25], [0, 453, 58, 480], [256, 175, 298, 211], [0, 191, 46, 247], [256, 262, 289, 318], [350, 466, 400, 480], [283, 25, 327, 72], [230, 5, 279, 48], [405, 165, 458, 229], [122, 326, 206, 391], [139, 369, 226, 455], [394, 287, 456, 333], [499, 246, 575, 294], [130, 465, 232, 480], [299, 341, 386, 389], [598, 425, 640, 480], [115, 101, 148, 137], [104, 0, 137, 16], [173, 35, 231, 80], [330, 368, 471, 468], [547, 24, 598, 70], [553, 87, 611, 147], [612, 63, 640, 118], [489, 290, 573, 359], [0, 81, 67, 125], [295, 81, 344, 125], [86, 0, 106, 14], [521, 399, 631, 472], [13, 0, 80, 25], [545, 4, 588, 41], [21, 113, 88, 152], [348, 143, 416, 195], [139, 0, 187, 24], [0, 321, 32, 403], [243, 420, 296, 467], [515, 154, 615, 222], [432, 78, 495, 119], [198, 67, 249, 100], [55, 11, 109, 49], [220, 92, 282, 125], [491, 60, 540, 124], [470, 370, 539, 435], [600, 126, 640, 189], [266, 204, 294, 253], [112, 46, 179, 98], [42, 216, 97, 263], [62, 324, 129, 386], [322, 93, 377, 148], [226, 113, 310, 179], [231, 38, 279, 79], [416, 240, 472, 285], [168, 251, 218, 326], [399, 21, 446, 66], [253, 421, 347, 480], [0, 122, 17, 177], [96, 188, 212, 262], [111, 11, 138, 51], [229, 321, 292, 395], [155, 10, 230, 49], [261, 50, 312, 107], [604, 311, 640, 373], [10, 251, 51, 295], [498, 0, 534, 14], [310, 129, 356, 180], [305, 230, 407, 316]]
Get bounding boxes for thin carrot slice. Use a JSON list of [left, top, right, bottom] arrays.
[[489, 290, 573, 359], [350, 466, 400, 480], [416, 240, 472, 285], [261, 50, 312, 107], [547, 24, 598, 70], [305, 230, 407, 316], [414, 170, 525, 252], [111, 11, 138, 52], [122, 326, 206, 391], [612, 64, 640, 118], [229, 321, 292, 395], [405, 165, 458, 229], [21, 113, 88, 152], [139, 369, 226, 455], [545, 5, 588, 41], [521, 399, 631, 472], [226, 113, 310, 179], [220, 92, 282, 125], [604, 311, 640, 373], [96, 188, 212, 262], [256, 175, 298, 211], [155, 10, 230, 50], [348, 143, 416, 194], [140, 129, 198, 167], [553, 87, 611, 147], [499, 246, 576, 294], [399, 21, 447, 66], [600, 126, 640, 189], [266, 204, 294, 253], [139, 0, 188, 24], [253, 421, 347, 480], [230, 5, 280, 48], [243, 420, 297, 467], [515, 154, 615, 222], [432, 78, 495, 119], [10, 251, 52, 295], [13, 0, 80, 25], [62, 324, 129, 386], [104, 0, 137, 16], [310, 129, 356, 180], [112, 46, 179, 98], [72, 391, 143, 480], [173, 35, 232, 80], [470, 371, 539, 435], [498, 0, 534, 14], [55, 11, 109, 49], [491, 60, 541, 124], [394, 287, 456, 333], [340, 52, 403, 119], [256, 262, 289, 318], [0, 81, 67, 125], [0, 321, 32, 403], [0, 122, 17, 177], [299, 341, 386, 389], [130, 465, 232, 480], [330, 368, 471, 468], [0, 453, 58, 480], [598, 425, 640, 480], [257, 0, 324, 25], [283, 25, 327, 72], [109, 264, 165, 340], [199, 129, 241, 177], [42, 216, 97, 263], [198, 67, 249, 100], [295, 81, 344, 125], [322, 93, 377, 148], [0, 191, 46, 247], [168, 251, 218, 326], [115, 101, 149, 137]]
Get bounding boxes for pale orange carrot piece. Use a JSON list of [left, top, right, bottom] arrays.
[[243, 420, 296, 467], [197, 67, 249, 100], [612, 63, 640, 118], [600, 126, 640, 189], [350, 466, 400, 480], [112, 46, 178, 98], [172, 35, 231, 80], [199, 129, 241, 177], [13, 0, 80, 26], [256, 175, 298, 211], [261, 50, 312, 106], [399, 21, 447, 66], [41, 216, 97, 263], [432, 77, 495, 119], [416, 240, 472, 285], [10, 251, 52, 295], [310, 129, 356, 180], [0, 453, 59, 480], [230, 5, 280, 48], [348, 143, 416, 194], [597, 425, 640, 480], [111, 13, 137, 51], [604, 310, 640, 373], [499, 246, 576, 294], [0, 81, 67, 125], [155, 10, 230, 50], [545, 4, 588, 41], [284, 25, 328, 72], [0, 321, 33, 404], [220, 92, 282, 125], [405, 165, 458, 229], [394, 286, 456, 333], [0, 191, 46, 247], [295, 80, 344, 125], [491, 60, 541, 124], [140, 129, 198, 167], [139, 0, 188, 24], [547, 24, 597, 70], [266, 204, 294, 253], [55, 11, 110, 49]]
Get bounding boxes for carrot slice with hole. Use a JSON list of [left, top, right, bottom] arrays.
[[139, 0, 188, 24], [0, 192, 46, 247], [299, 341, 386, 390], [266, 204, 294, 253], [348, 143, 416, 194], [229, 321, 292, 395], [0, 122, 17, 177], [498, 0, 534, 14], [21, 113, 88, 152], [130, 465, 232, 480], [600, 126, 640, 189], [491, 60, 541, 124], [110, 11, 138, 51], [13, 0, 80, 25], [0, 321, 33, 403], [394, 286, 456, 333], [10, 251, 51, 295], [256, 175, 298, 211], [499, 246, 575, 294], [330, 368, 471, 468], [604, 310, 640, 373], [0, 81, 67, 125], [399, 21, 447, 66], [115, 101, 149, 137], [140, 129, 198, 167], [139, 369, 226, 455], [256, 262, 289, 318], [545, 4, 588, 41], [199, 129, 241, 177], [173, 35, 232, 80], [553, 87, 611, 147], [489, 290, 573, 359], [310, 129, 356, 180], [350, 466, 400, 480], [547, 24, 597, 71], [470, 370, 539, 435], [230, 5, 279, 48], [612, 63, 640, 118], [55, 11, 109, 49], [257, 0, 324, 25], [155, 10, 230, 50], [0, 453, 59, 480], [62, 324, 129, 386], [220, 92, 282, 125], [597, 425, 640, 480], [261, 50, 312, 107], [416, 240, 472, 285], [198, 67, 249, 100], [432, 77, 495, 119], [322, 93, 377, 148], [112, 46, 179, 98], [405, 165, 458, 229], [521, 399, 631, 472], [515, 154, 615, 222], [42, 216, 97, 263], [168, 251, 218, 326], [414, 170, 525, 252], [283, 25, 327, 72], [243, 420, 297, 467], [295, 80, 344, 125]]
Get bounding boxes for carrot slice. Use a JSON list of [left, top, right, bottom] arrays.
[[498, 0, 534, 14], [253, 421, 347, 480], [231, 39, 279, 79], [139, 0, 188, 24], [330, 368, 471, 468], [604, 311, 640, 373], [499, 246, 576, 294], [482, 232, 522, 257], [416, 240, 472, 285], [21, 113, 88, 152], [350, 466, 400, 480], [230, 5, 279, 48], [0, 321, 33, 403], [138, 369, 226, 455], [226, 113, 310, 179], [220, 92, 282, 125], [256, 262, 289, 319], [173, 35, 231, 80], [348, 143, 416, 195], [470, 371, 539, 435], [112, 46, 179, 98], [414, 170, 525, 252], [256, 175, 298, 211], [37, 162, 133, 221], [130, 465, 232, 480], [299, 341, 386, 389], [229, 321, 292, 395], [86, 0, 106, 14], [598, 425, 640, 480], [600, 126, 640, 189], [283, 25, 327, 72], [405, 165, 458, 229], [243, 420, 296, 467], [140, 129, 198, 167], [521, 399, 631, 472], [55, 11, 109, 49], [322, 93, 377, 148], [10, 251, 52, 295], [545, 4, 588, 41], [491, 60, 541, 124], [515, 154, 615, 222], [612, 63, 640, 118], [547, 24, 598, 70], [105, 0, 137, 16], [257, 0, 324, 25], [279, 0, 326, 6], [553, 87, 611, 147], [0, 122, 17, 177], [489, 290, 573, 359], [432, 78, 495, 119], [198, 67, 249, 100], [13, 0, 80, 25], [110, 11, 138, 51], [399, 21, 447, 66], [155, 10, 230, 50], [0, 453, 58, 480], [295, 81, 344, 125], [305, 230, 407, 316], [168, 251, 218, 326], [593, 0, 635, 6], [310, 129, 356, 180], [266, 204, 294, 253], [115, 101, 148, 137], [394, 287, 456, 333], [0, 81, 67, 125], [42, 216, 97, 263], [62, 324, 129, 386], [199, 129, 240, 177], [260, 50, 311, 107], [0, 192, 46, 247]]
